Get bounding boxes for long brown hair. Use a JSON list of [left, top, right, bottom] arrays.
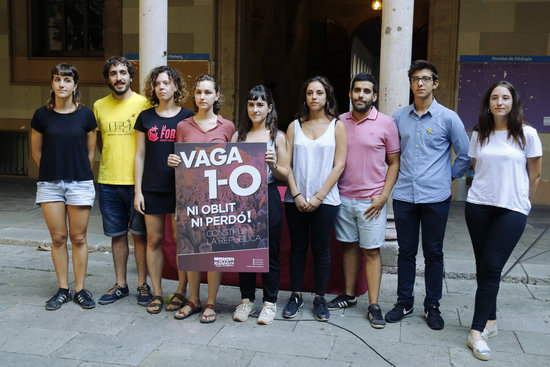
[[296, 75, 339, 122], [474, 80, 526, 149]]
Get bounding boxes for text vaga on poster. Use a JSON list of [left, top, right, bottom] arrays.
[[175, 142, 269, 272]]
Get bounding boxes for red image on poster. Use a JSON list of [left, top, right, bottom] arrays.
[[175, 142, 268, 272]]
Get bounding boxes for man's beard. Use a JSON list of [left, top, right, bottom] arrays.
[[108, 81, 131, 95], [352, 99, 373, 114]]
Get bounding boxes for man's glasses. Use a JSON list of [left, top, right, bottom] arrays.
[[410, 76, 433, 84]]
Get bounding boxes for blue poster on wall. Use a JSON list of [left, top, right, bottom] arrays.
[[457, 55, 550, 132]]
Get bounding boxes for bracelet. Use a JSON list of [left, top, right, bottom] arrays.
[[314, 194, 323, 201], [292, 192, 301, 199]]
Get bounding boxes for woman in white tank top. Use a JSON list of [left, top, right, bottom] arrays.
[[282, 76, 347, 322]]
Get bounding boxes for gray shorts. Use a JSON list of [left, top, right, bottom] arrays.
[[334, 196, 386, 249], [36, 180, 95, 207]]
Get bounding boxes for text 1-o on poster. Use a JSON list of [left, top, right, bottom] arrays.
[[175, 142, 268, 272]]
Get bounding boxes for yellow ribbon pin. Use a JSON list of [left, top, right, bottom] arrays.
[[427, 128, 432, 134]]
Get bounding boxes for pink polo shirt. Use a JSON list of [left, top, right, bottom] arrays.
[[176, 115, 235, 143], [338, 107, 400, 199]]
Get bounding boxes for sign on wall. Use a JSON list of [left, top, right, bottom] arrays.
[[174, 142, 269, 272], [457, 55, 550, 132]]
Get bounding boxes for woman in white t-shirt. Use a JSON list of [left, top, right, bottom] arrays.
[[282, 76, 347, 322], [465, 81, 542, 361]]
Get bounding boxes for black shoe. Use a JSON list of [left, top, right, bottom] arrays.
[[367, 303, 386, 329], [74, 289, 96, 309], [425, 305, 444, 330], [326, 293, 357, 310], [384, 301, 413, 323], [313, 296, 330, 322], [45, 288, 72, 311], [282, 292, 303, 318], [98, 283, 129, 305]]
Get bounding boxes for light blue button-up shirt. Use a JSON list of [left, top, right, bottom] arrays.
[[392, 99, 471, 204]]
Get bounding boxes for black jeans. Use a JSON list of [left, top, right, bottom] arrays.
[[465, 202, 527, 332], [393, 197, 451, 308], [239, 184, 283, 303], [285, 202, 340, 296]]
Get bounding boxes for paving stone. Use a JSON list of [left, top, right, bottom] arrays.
[[0, 351, 80, 367], [527, 284, 550, 301], [210, 323, 336, 358], [52, 333, 159, 365], [516, 331, 550, 356], [450, 347, 550, 366], [249, 352, 351, 367], [140, 343, 255, 367], [0, 326, 78, 356]]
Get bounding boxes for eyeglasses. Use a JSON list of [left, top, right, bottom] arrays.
[[410, 76, 433, 84]]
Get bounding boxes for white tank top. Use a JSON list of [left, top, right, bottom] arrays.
[[284, 118, 340, 206]]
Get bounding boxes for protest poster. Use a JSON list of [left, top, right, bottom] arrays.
[[174, 142, 268, 272]]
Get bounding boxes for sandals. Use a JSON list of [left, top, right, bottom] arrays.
[[174, 300, 202, 320], [200, 304, 217, 324], [146, 296, 163, 314], [165, 292, 187, 312]]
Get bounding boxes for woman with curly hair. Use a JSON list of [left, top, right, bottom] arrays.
[[465, 81, 542, 361], [282, 76, 347, 322], [134, 66, 193, 314], [31, 63, 97, 311]]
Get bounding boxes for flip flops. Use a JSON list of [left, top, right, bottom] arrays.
[[200, 304, 217, 324]]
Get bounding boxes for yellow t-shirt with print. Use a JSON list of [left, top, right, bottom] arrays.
[[94, 92, 151, 184]]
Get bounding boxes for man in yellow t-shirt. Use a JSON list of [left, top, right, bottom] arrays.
[[94, 56, 152, 306]]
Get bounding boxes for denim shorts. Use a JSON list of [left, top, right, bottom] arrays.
[[98, 184, 146, 237], [334, 196, 387, 249], [36, 180, 95, 207]]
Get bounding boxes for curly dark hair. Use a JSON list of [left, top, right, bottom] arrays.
[[144, 66, 187, 106], [296, 75, 339, 121], [46, 63, 80, 111], [192, 74, 222, 114], [102, 56, 135, 79], [474, 80, 527, 149], [237, 85, 278, 143]]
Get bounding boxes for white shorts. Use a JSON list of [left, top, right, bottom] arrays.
[[334, 196, 386, 249], [36, 180, 95, 207]]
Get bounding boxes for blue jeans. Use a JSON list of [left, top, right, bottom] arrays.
[[98, 184, 146, 237], [393, 197, 451, 308], [285, 202, 340, 296], [465, 203, 526, 332]]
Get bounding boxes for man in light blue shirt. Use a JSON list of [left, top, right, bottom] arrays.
[[385, 60, 470, 330]]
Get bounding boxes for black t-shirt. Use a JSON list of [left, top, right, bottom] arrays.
[[31, 105, 97, 181], [134, 107, 194, 192]]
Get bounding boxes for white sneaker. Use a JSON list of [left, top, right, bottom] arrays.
[[233, 298, 256, 322], [257, 301, 277, 325], [467, 334, 491, 361], [481, 323, 498, 340]]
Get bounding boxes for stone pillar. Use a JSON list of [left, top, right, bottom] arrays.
[[378, 0, 414, 116], [139, 0, 168, 94], [378, 0, 414, 269]]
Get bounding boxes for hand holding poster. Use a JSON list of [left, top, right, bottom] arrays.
[[175, 142, 268, 272]]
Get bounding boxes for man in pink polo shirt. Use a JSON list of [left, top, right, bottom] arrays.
[[327, 72, 400, 329]]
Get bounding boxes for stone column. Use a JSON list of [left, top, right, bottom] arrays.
[[139, 0, 168, 94], [378, 0, 414, 116], [377, 0, 414, 269]]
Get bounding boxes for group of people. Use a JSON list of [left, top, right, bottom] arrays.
[[31, 57, 542, 361]]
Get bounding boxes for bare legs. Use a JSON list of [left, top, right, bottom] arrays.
[[41, 202, 91, 292], [340, 242, 382, 304]]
